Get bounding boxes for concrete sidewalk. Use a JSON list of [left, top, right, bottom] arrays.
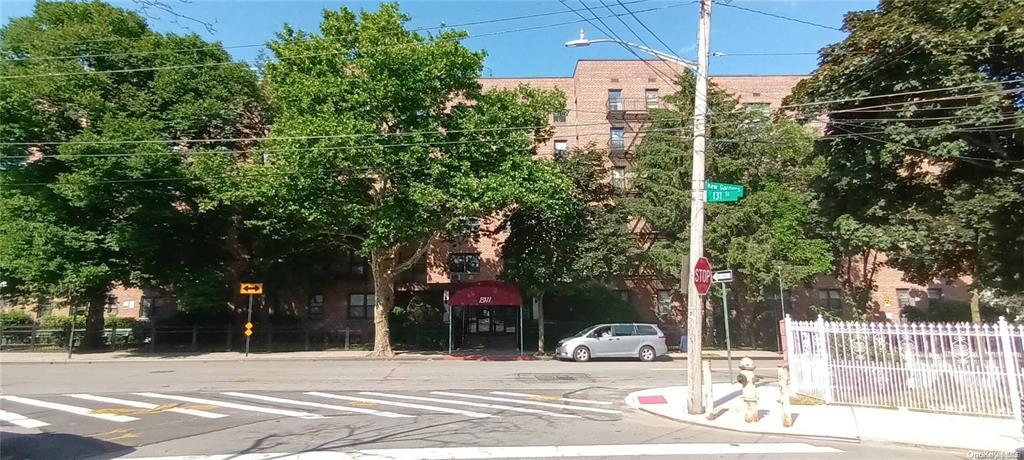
[[626, 383, 1024, 453], [0, 349, 780, 364]]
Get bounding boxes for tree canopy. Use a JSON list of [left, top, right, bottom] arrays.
[[0, 0, 264, 345], [197, 3, 569, 356], [629, 73, 833, 306], [788, 0, 1023, 297]]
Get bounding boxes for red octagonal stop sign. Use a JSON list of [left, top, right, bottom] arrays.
[[693, 256, 712, 295]]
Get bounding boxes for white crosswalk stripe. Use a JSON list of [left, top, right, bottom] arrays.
[[430, 391, 622, 415], [489, 391, 614, 406], [306, 392, 492, 418], [0, 395, 139, 422], [221, 392, 413, 418], [0, 409, 49, 428], [358, 391, 580, 419], [66, 394, 228, 419], [133, 393, 322, 419]]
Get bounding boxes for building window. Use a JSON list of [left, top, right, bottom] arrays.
[[340, 251, 367, 276], [35, 296, 54, 317], [554, 140, 568, 159], [122, 300, 136, 309], [140, 297, 154, 318], [609, 127, 625, 151], [449, 253, 481, 274], [657, 290, 672, 315], [105, 295, 118, 315], [309, 294, 325, 319], [765, 289, 792, 313], [553, 111, 567, 123], [612, 166, 627, 190], [608, 89, 623, 111], [462, 217, 481, 234], [645, 89, 660, 109], [927, 288, 942, 301], [818, 289, 842, 312], [896, 289, 913, 308], [348, 293, 374, 319]]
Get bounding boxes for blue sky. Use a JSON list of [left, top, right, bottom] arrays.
[[2, 0, 876, 76]]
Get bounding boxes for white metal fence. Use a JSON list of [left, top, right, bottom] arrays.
[[785, 316, 1024, 420]]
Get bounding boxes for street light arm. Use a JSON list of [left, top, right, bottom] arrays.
[[566, 35, 698, 72]]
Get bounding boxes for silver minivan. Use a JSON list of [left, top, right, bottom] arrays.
[[555, 323, 668, 362]]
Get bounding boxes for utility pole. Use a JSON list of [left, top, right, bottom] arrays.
[[686, 0, 712, 415]]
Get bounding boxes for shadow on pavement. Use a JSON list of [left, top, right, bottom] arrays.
[[0, 431, 134, 460]]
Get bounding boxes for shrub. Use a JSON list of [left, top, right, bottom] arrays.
[[106, 316, 138, 329], [0, 310, 35, 326], [39, 315, 86, 329]]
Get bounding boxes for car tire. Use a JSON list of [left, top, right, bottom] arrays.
[[639, 345, 656, 362], [573, 346, 591, 362]]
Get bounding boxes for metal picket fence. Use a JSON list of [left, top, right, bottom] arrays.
[[785, 315, 1024, 420]]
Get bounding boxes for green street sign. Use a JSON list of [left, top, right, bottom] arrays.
[[706, 181, 745, 203]]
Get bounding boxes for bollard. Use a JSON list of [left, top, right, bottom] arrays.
[[225, 323, 232, 352], [304, 327, 310, 351], [344, 329, 350, 350], [737, 357, 760, 423], [191, 324, 198, 352], [149, 322, 157, 353], [702, 359, 714, 419], [30, 323, 37, 350], [778, 366, 793, 427]]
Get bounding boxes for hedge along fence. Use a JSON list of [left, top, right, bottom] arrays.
[[0, 315, 149, 350]]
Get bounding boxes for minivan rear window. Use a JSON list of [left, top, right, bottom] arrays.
[[636, 325, 658, 335]]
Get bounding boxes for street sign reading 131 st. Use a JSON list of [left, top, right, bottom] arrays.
[[706, 181, 745, 203]]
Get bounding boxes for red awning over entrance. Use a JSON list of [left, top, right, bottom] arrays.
[[449, 281, 523, 307]]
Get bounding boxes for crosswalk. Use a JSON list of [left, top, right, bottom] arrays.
[[0, 389, 624, 432]]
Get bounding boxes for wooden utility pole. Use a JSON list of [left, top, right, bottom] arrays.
[[686, 0, 713, 415]]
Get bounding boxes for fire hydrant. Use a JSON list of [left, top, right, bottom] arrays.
[[736, 357, 760, 423]]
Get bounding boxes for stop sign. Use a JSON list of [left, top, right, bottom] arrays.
[[693, 256, 712, 295]]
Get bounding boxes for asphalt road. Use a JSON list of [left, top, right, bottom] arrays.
[[0, 358, 968, 459]]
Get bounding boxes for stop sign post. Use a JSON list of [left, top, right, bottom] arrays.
[[693, 257, 712, 296]]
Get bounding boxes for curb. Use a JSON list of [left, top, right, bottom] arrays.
[[627, 399, 861, 444]]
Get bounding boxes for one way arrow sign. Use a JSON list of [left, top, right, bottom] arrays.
[[711, 270, 733, 283], [240, 283, 263, 295]]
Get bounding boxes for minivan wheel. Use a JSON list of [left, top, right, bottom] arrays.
[[573, 346, 591, 362], [639, 345, 656, 362]]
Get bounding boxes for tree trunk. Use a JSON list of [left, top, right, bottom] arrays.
[[535, 295, 545, 355], [82, 294, 106, 349], [369, 249, 396, 357]]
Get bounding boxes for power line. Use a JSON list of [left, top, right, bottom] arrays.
[[597, 0, 689, 85], [558, 0, 680, 87], [0, 2, 695, 80], [782, 79, 1024, 111], [614, 0, 684, 62], [2, 0, 660, 63], [715, 1, 842, 32]]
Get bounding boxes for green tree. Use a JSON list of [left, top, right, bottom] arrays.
[[629, 73, 832, 327], [202, 4, 567, 356], [501, 145, 640, 352], [788, 0, 1024, 308], [0, 0, 264, 346]]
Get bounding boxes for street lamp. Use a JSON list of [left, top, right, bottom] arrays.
[[564, 29, 698, 72], [565, 0, 713, 416]]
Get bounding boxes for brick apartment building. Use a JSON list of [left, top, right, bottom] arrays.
[[4, 60, 971, 347]]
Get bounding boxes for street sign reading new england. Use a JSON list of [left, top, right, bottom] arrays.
[[706, 181, 745, 203]]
